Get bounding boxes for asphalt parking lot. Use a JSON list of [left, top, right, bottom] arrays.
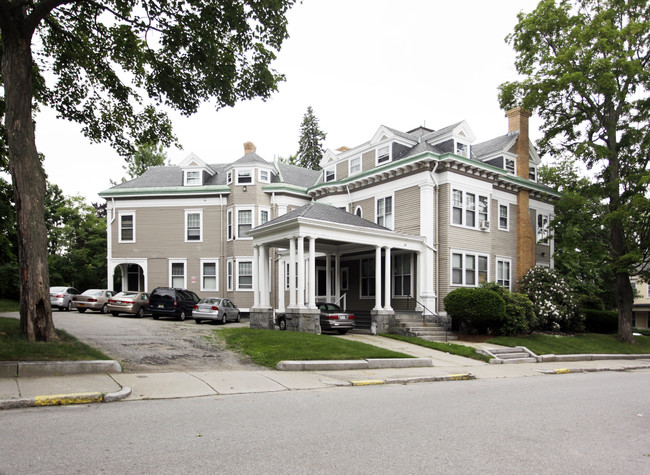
[[49, 310, 263, 373]]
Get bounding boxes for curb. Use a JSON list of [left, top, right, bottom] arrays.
[[0, 385, 132, 410], [0, 360, 122, 378], [536, 364, 650, 375], [351, 373, 475, 386], [276, 358, 433, 371]]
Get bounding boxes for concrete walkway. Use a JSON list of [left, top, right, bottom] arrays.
[[2, 333, 649, 410]]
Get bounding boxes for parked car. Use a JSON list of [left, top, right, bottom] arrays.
[[49, 286, 81, 311], [107, 291, 150, 318], [149, 287, 200, 321], [193, 298, 240, 324], [276, 303, 356, 334], [72, 289, 114, 314]]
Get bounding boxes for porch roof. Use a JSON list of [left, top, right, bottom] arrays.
[[247, 202, 426, 254]]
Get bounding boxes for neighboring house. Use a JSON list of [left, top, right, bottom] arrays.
[[100, 108, 559, 333], [632, 277, 650, 329]]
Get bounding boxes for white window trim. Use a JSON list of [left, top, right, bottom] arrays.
[[450, 188, 490, 230], [168, 259, 187, 289], [450, 250, 489, 287], [360, 256, 376, 300], [455, 141, 469, 158], [226, 259, 234, 292], [376, 145, 391, 165], [184, 169, 202, 186], [496, 257, 512, 291], [236, 169, 254, 185], [236, 258, 254, 291], [376, 194, 394, 230], [236, 206, 254, 240], [392, 253, 414, 298], [498, 203, 509, 231], [324, 166, 336, 182], [354, 206, 363, 218], [536, 212, 551, 245], [259, 168, 270, 183], [259, 206, 271, 226], [529, 165, 537, 182], [504, 157, 516, 175], [226, 170, 233, 184], [226, 209, 234, 241], [200, 258, 219, 292], [118, 210, 136, 243], [349, 156, 361, 175], [185, 209, 203, 243]]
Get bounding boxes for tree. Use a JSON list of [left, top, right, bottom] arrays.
[[499, 0, 650, 343], [294, 106, 327, 170], [0, 0, 296, 341], [112, 142, 170, 185]]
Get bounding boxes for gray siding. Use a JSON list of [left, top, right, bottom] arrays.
[[362, 150, 375, 172], [395, 186, 420, 236]]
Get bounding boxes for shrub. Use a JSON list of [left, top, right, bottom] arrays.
[[578, 295, 605, 311], [583, 309, 618, 333], [443, 287, 506, 333], [481, 282, 537, 336], [519, 266, 582, 332]]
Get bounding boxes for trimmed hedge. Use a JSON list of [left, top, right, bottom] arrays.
[[583, 309, 618, 333], [443, 287, 506, 333]]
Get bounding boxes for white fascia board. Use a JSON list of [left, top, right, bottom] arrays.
[[453, 121, 477, 142], [109, 196, 227, 208], [530, 198, 554, 214], [492, 188, 518, 205], [336, 170, 430, 203], [437, 170, 494, 195], [370, 126, 417, 146]]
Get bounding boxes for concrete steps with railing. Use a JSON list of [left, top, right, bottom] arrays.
[[389, 311, 457, 342], [477, 347, 538, 364]]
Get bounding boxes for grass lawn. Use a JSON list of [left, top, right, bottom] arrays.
[[380, 334, 492, 362], [0, 316, 111, 361], [215, 328, 413, 368], [0, 299, 20, 313], [487, 333, 650, 355]]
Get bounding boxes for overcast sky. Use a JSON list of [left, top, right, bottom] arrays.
[[33, 0, 543, 202]]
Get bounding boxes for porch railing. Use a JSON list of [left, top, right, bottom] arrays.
[[407, 294, 449, 341]]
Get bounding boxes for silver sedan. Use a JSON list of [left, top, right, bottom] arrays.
[[193, 298, 240, 324]]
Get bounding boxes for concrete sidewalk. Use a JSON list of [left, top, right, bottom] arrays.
[[2, 333, 649, 410]]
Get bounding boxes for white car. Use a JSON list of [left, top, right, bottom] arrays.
[[72, 289, 115, 314], [50, 286, 81, 311], [193, 298, 241, 324]]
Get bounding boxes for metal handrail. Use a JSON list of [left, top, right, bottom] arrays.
[[335, 292, 347, 309], [407, 294, 449, 341]]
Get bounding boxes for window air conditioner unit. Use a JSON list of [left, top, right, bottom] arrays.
[[479, 220, 490, 230]]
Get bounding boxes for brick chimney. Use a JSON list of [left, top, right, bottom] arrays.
[[244, 141, 256, 154], [506, 108, 536, 284]]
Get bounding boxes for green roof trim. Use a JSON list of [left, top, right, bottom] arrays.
[[99, 185, 231, 197], [262, 183, 310, 196]]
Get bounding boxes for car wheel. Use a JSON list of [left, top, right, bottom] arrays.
[[152, 314, 159, 320], [194, 318, 202, 324], [78, 308, 86, 313], [178, 310, 186, 322], [136, 307, 144, 318], [278, 317, 287, 331], [337, 329, 349, 335], [221, 313, 227, 325], [66, 301, 72, 311], [236, 312, 241, 323], [101, 304, 108, 314], [111, 311, 119, 317]]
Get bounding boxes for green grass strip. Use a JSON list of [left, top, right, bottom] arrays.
[[379, 334, 492, 362], [487, 333, 650, 355], [0, 299, 20, 313], [215, 328, 413, 368], [0, 317, 111, 361]]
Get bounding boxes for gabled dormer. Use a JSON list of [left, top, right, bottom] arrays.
[[421, 121, 476, 158], [320, 149, 339, 182], [225, 142, 274, 186], [178, 152, 216, 186], [369, 125, 418, 166]]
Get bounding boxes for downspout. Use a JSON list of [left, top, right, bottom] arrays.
[[346, 184, 353, 211], [429, 162, 439, 315]]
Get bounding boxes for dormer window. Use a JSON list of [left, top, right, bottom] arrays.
[[377, 146, 390, 164], [185, 170, 201, 186], [529, 166, 537, 181], [259, 169, 270, 183], [350, 157, 361, 174], [324, 166, 335, 182], [227, 171, 233, 184], [456, 142, 468, 158], [505, 158, 515, 175], [236, 169, 253, 185]]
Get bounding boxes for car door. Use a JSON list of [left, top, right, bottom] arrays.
[[224, 300, 236, 320]]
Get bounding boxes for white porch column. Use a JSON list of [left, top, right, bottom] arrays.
[[334, 253, 341, 305], [417, 248, 437, 312], [374, 246, 382, 311], [308, 237, 317, 309], [278, 258, 286, 312], [289, 237, 296, 308], [325, 252, 332, 303], [120, 264, 128, 291], [260, 245, 269, 307], [297, 236, 305, 308], [384, 246, 393, 311], [253, 245, 260, 308]]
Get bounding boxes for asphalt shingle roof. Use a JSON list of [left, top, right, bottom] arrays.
[[276, 162, 322, 188], [472, 132, 518, 159]]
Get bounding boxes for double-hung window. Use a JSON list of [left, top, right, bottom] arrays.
[[505, 158, 515, 175], [451, 251, 488, 286], [226, 260, 234, 291], [227, 210, 233, 240], [259, 169, 270, 183], [377, 146, 390, 164], [393, 254, 412, 297], [324, 166, 335, 182], [537, 213, 550, 243], [499, 204, 509, 230], [238, 260, 253, 290], [529, 166, 537, 182], [201, 260, 218, 291], [185, 210, 202, 242], [169, 260, 186, 288], [361, 258, 376, 297], [237, 169, 252, 185], [456, 142, 468, 158], [496, 258, 512, 290], [377, 196, 393, 229], [451, 189, 489, 229], [237, 209, 253, 238], [260, 209, 269, 225], [185, 170, 201, 185], [119, 212, 135, 243], [350, 157, 361, 174]]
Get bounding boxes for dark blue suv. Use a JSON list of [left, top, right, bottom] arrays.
[[149, 287, 200, 321]]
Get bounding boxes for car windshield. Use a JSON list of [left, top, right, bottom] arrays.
[[82, 290, 103, 296], [199, 298, 220, 305], [320, 303, 342, 312], [151, 288, 175, 299], [114, 292, 138, 299]]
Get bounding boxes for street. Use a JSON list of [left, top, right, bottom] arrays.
[[2, 371, 648, 474]]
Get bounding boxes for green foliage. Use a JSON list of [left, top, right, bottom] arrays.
[[380, 334, 492, 362], [217, 327, 411, 368], [113, 142, 170, 184], [443, 287, 506, 333], [481, 282, 537, 336], [519, 266, 582, 332], [0, 178, 19, 300], [488, 333, 650, 355], [583, 309, 619, 333], [294, 106, 327, 170]]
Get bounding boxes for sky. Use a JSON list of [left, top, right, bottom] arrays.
[[33, 0, 544, 202]]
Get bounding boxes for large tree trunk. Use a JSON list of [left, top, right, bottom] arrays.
[[1, 14, 56, 341]]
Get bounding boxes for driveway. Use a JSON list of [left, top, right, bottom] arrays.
[[48, 311, 262, 373]]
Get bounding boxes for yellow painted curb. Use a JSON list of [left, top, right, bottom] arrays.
[[35, 392, 103, 406], [448, 374, 473, 381], [350, 380, 385, 386], [554, 369, 571, 374]]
